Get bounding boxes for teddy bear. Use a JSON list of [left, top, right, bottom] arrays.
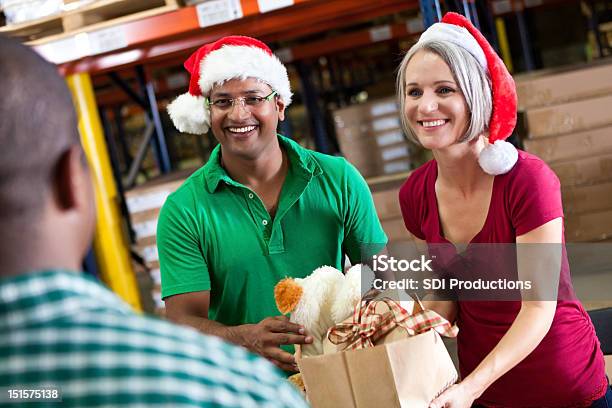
[[274, 264, 374, 357]]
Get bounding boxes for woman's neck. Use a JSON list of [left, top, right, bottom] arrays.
[[433, 136, 490, 195]]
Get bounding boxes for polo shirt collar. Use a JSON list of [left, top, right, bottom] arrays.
[[203, 135, 322, 193], [202, 147, 232, 193]]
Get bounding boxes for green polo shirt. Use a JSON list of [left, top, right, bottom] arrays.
[[158, 135, 386, 327]]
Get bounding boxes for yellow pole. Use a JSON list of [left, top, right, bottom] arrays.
[[66, 73, 142, 312], [495, 17, 514, 73]]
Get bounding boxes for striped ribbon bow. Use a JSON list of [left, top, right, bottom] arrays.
[[327, 298, 458, 350]]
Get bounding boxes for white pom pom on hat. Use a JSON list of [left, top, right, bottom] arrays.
[[167, 93, 209, 135], [478, 140, 519, 175], [166, 35, 292, 135], [417, 12, 519, 175]]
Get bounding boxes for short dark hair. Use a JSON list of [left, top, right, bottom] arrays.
[[0, 36, 81, 220]]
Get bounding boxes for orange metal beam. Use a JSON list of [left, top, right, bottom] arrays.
[[95, 18, 424, 107], [120, 7, 198, 45], [97, 76, 178, 107], [487, 0, 580, 16], [32, 0, 418, 75], [287, 22, 422, 62], [262, 1, 420, 43], [35, 0, 314, 70], [233, 0, 412, 40]]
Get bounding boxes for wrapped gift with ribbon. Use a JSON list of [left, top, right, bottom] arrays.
[[298, 297, 459, 408], [326, 298, 458, 351]]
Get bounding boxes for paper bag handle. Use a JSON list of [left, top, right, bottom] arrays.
[[410, 293, 426, 314]]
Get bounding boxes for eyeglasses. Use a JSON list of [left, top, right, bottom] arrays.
[[206, 91, 278, 111]]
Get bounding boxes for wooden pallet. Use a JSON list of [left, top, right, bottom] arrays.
[[0, 0, 180, 42]]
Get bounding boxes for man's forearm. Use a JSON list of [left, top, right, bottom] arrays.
[[174, 314, 252, 348]]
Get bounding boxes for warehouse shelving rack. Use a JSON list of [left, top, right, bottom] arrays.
[[27, 0, 421, 310], [17, 0, 606, 310]]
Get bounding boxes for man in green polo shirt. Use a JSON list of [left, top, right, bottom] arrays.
[[0, 36, 307, 406], [159, 36, 387, 372]]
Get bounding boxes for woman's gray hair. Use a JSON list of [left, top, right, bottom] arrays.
[[396, 40, 492, 144]]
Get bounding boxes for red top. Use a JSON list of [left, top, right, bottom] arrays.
[[399, 151, 607, 407]]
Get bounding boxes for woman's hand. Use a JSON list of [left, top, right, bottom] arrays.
[[421, 300, 458, 324], [429, 381, 479, 408]]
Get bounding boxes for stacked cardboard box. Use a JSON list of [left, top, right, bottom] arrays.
[[517, 60, 612, 242], [333, 97, 418, 178], [370, 177, 414, 244], [125, 170, 193, 314]]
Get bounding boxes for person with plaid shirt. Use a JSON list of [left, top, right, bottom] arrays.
[[0, 36, 307, 407]]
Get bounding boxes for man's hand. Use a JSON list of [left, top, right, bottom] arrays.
[[239, 316, 312, 372]]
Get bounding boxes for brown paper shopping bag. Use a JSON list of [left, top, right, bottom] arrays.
[[298, 298, 458, 408]]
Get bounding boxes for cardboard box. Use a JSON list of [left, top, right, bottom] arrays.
[[336, 115, 402, 144], [523, 125, 612, 163], [565, 209, 612, 242], [126, 179, 183, 214], [372, 188, 402, 220], [130, 208, 162, 224], [125, 170, 193, 222], [524, 94, 612, 139], [352, 164, 380, 178], [337, 128, 406, 149], [380, 159, 411, 175], [132, 216, 159, 242], [334, 98, 402, 150], [341, 139, 411, 165], [382, 217, 413, 243], [336, 127, 412, 178], [139, 243, 159, 264], [133, 242, 160, 270], [333, 97, 419, 179], [515, 61, 612, 110], [135, 235, 157, 248], [550, 153, 612, 187], [333, 97, 398, 125], [562, 182, 612, 214], [351, 158, 411, 179]]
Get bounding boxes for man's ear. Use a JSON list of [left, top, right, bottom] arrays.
[[53, 145, 89, 211], [276, 97, 286, 122]]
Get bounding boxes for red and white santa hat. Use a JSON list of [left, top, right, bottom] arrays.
[[167, 35, 292, 135], [417, 12, 518, 175]]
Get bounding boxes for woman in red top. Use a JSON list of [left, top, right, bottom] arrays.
[[396, 13, 609, 408]]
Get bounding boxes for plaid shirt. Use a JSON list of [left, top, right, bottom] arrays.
[[0, 270, 308, 407]]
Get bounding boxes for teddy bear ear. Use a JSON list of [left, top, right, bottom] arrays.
[[274, 278, 304, 314]]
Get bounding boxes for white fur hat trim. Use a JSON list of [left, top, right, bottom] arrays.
[[418, 22, 488, 70], [199, 45, 292, 106]]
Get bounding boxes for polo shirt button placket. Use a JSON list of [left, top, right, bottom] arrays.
[[262, 219, 268, 226]]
